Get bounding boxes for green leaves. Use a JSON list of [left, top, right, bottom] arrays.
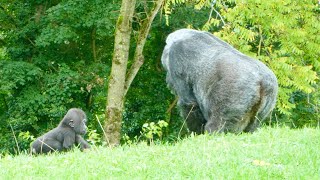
[[0, 61, 42, 94], [36, 0, 118, 48], [36, 25, 78, 47], [141, 120, 168, 143]]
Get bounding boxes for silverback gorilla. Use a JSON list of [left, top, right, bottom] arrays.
[[161, 29, 278, 134], [31, 108, 90, 154]]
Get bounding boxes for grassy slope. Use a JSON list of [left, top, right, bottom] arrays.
[[0, 127, 319, 179]]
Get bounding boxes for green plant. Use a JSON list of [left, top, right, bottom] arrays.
[[141, 120, 168, 143], [122, 134, 140, 145], [87, 129, 105, 146], [18, 131, 35, 152]]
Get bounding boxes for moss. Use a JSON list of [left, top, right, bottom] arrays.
[[117, 15, 123, 26]]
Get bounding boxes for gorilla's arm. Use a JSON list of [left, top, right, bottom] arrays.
[[31, 128, 63, 154], [76, 135, 91, 150], [63, 133, 75, 149]]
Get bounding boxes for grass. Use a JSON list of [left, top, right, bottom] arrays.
[[0, 127, 319, 179]]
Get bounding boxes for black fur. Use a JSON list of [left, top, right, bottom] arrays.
[[31, 108, 90, 154], [162, 29, 278, 134]]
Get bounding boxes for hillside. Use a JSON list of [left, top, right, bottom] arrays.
[[1, 127, 319, 179]]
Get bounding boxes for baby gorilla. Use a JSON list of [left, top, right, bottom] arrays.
[[31, 108, 90, 154]]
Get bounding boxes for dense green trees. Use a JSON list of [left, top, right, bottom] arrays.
[[0, 0, 319, 154], [0, 0, 118, 153]]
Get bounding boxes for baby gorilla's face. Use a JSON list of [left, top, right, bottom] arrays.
[[79, 118, 87, 135], [71, 112, 87, 135]]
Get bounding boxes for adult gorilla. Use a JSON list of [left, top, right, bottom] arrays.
[[162, 29, 278, 134], [31, 108, 90, 154]]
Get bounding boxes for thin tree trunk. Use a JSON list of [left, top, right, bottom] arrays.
[[35, 5, 44, 23], [104, 0, 136, 146], [91, 27, 97, 62], [104, 0, 164, 146], [124, 0, 164, 96]]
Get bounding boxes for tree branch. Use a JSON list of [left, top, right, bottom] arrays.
[[91, 27, 97, 62], [258, 26, 263, 56], [166, 97, 178, 113], [123, 0, 164, 96]]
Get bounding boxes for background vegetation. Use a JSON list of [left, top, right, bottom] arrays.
[[0, 0, 319, 154]]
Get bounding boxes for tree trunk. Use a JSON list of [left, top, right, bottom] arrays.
[[91, 27, 97, 62], [124, 0, 164, 95], [104, 0, 164, 146], [104, 0, 136, 146]]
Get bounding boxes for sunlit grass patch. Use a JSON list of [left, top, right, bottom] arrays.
[[1, 127, 319, 179]]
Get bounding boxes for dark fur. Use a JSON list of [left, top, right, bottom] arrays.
[[162, 29, 278, 134], [31, 108, 90, 154]]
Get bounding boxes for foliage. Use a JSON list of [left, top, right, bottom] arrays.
[[1, 127, 320, 179], [0, 0, 178, 153], [289, 90, 320, 127], [87, 129, 106, 147], [17, 131, 35, 152], [0, 0, 117, 153], [141, 120, 168, 143], [0, 61, 42, 96], [35, 0, 118, 63]]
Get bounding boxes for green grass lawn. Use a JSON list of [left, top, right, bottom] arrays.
[[1, 127, 319, 179]]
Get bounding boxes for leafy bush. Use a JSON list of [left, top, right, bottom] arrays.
[[141, 120, 169, 143]]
